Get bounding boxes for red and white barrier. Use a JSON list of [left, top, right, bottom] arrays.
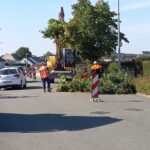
[[29, 68, 33, 78], [32, 69, 36, 80], [25, 67, 29, 76], [91, 73, 101, 102]]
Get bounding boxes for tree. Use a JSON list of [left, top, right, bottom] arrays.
[[14, 47, 32, 60], [69, 0, 129, 62], [41, 0, 129, 63], [41, 18, 67, 69]]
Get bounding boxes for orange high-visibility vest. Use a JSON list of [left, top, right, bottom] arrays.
[[39, 66, 49, 79]]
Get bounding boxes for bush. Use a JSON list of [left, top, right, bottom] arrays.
[[57, 75, 91, 92], [107, 63, 118, 72], [121, 61, 143, 77], [100, 71, 136, 94], [57, 72, 136, 94]]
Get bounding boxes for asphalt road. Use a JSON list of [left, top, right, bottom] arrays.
[[0, 79, 150, 150]]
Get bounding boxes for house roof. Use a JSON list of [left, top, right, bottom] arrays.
[[11, 54, 20, 61], [27, 56, 44, 64], [0, 57, 5, 62], [2, 53, 19, 62]]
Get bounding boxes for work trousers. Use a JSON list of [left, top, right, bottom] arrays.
[[41, 77, 50, 92]]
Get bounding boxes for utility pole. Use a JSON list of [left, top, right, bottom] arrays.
[[118, 0, 121, 71]]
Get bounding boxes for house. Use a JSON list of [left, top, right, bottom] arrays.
[[21, 56, 44, 67], [0, 57, 5, 69], [2, 53, 20, 64]]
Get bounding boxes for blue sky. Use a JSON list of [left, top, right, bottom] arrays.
[[0, 0, 150, 56]]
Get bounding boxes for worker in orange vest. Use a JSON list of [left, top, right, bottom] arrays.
[[39, 62, 51, 93], [91, 61, 103, 78]]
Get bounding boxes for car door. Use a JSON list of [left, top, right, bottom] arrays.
[[0, 69, 17, 85], [8, 69, 19, 81], [17, 68, 26, 84], [0, 69, 11, 84]]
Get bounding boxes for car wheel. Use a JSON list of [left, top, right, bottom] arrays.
[[18, 80, 22, 88]]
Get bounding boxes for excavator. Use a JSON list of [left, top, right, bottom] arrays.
[[47, 48, 76, 82]]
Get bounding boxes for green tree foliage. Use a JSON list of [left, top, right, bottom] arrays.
[[41, 0, 129, 63], [71, 0, 129, 62], [41, 19, 66, 45], [13, 47, 32, 60]]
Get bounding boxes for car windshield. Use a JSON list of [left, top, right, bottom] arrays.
[[0, 69, 17, 75]]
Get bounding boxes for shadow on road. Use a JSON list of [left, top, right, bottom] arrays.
[[25, 86, 42, 90], [27, 80, 41, 83], [0, 95, 37, 99], [1, 86, 42, 91], [0, 113, 122, 133]]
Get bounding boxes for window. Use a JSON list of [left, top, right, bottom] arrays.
[[8, 69, 17, 74], [0, 69, 17, 75], [0, 69, 9, 75]]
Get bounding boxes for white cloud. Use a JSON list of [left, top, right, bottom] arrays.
[[121, 1, 150, 11]]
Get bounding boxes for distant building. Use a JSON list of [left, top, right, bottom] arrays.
[[101, 57, 112, 62], [21, 56, 44, 67], [121, 53, 139, 61], [102, 53, 139, 62], [2, 53, 20, 64], [142, 51, 150, 55]]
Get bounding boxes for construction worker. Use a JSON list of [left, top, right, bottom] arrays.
[[39, 62, 51, 93], [91, 61, 103, 78]]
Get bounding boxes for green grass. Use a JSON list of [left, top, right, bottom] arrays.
[[134, 76, 150, 95], [143, 61, 150, 76]]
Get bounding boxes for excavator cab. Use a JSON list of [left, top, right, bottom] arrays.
[[46, 48, 76, 83]]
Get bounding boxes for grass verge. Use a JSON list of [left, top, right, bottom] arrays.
[[134, 76, 150, 95]]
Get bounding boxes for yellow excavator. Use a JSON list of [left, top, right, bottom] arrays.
[[47, 48, 76, 82]]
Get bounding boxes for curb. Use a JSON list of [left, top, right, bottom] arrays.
[[136, 93, 150, 98]]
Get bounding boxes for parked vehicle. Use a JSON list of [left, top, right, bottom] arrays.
[[0, 66, 27, 88]]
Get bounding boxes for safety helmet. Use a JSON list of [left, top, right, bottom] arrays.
[[93, 61, 97, 64]]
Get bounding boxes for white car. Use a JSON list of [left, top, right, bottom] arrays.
[[0, 66, 27, 88]]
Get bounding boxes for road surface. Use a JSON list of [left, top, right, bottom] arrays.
[[0, 79, 150, 150]]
